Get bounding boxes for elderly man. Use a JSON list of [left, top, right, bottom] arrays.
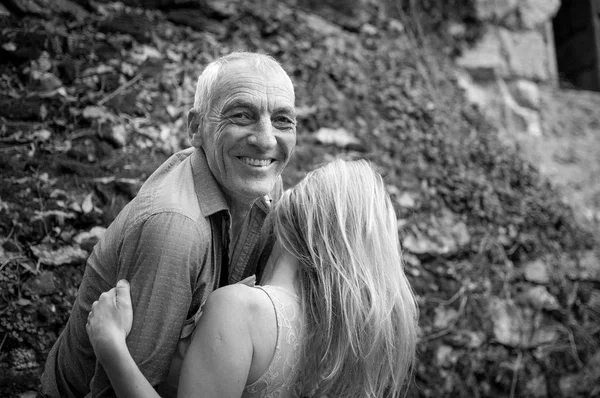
[[41, 52, 297, 397]]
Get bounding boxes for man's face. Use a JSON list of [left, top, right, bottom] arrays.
[[195, 61, 297, 206]]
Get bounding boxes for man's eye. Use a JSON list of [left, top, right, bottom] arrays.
[[230, 113, 252, 123], [273, 116, 295, 129]]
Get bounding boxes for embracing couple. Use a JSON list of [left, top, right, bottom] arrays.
[[40, 52, 418, 398]]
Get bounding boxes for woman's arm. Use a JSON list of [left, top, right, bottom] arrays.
[[86, 281, 258, 398]]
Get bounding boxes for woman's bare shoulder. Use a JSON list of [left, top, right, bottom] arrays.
[[204, 284, 274, 320]]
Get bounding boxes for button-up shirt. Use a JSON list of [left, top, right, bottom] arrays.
[[41, 147, 281, 397]]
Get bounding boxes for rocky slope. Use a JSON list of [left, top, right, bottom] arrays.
[[0, 1, 599, 397]]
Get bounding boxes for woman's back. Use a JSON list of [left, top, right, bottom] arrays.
[[244, 285, 303, 398]]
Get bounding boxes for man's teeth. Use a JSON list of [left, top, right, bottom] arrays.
[[240, 157, 273, 166]]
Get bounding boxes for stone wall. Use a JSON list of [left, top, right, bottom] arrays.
[[455, 0, 561, 140]]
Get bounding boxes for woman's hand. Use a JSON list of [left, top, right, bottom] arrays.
[[86, 279, 133, 364]]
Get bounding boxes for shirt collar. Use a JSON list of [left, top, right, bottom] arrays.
[[191, 148, 228, 216], [190, 148, 273, 217]]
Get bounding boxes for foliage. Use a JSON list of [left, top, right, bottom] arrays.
[[0, 0, 598, 397]]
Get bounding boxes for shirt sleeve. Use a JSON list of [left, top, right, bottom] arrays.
[[90, 211, 209, 396]]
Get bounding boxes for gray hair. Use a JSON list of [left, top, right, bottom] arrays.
[[193, 52, 293, 116]]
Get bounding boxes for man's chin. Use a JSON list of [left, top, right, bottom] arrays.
[[227, 180, 276, 204]]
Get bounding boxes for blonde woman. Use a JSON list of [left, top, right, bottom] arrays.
[[86, 159, 419, 397]]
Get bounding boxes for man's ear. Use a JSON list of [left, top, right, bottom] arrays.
[[188, 108, 203, 147]]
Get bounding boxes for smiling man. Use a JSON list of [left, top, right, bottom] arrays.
[[40, 52, 297, 397]]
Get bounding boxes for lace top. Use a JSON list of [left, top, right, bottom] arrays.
[[244, 285, 304, 398]]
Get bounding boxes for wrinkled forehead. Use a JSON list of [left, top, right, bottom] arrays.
[[211, 60, 295, 109]]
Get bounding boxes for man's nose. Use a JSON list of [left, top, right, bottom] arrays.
[[248, 116, 276, 149]]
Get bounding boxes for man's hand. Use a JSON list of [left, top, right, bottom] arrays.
[[86, 280, 134, 364]]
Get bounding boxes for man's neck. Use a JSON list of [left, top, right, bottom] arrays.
[[226, 199, 254, 245]]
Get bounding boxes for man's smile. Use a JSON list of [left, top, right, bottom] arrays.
[[238, 156, 275, 167]]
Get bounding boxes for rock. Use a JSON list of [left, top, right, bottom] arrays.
[[516, 285, 559, 310], [0, 244, 7, 265], [456, 29, 507, 79], [100, 13, 153, 43], [518, 0, 561, 29], [397, 192, 416, 208], [509, 79, 540, 110], [498, 78, 542, 137], [451, 222, 471, 247], [490, 299, 521, 346], [5, 0, 47, 16], [105, 89, 142, 116], [578, 251, 600, 281], [81, 192, 94, 214], [30, 50, 52, 73], [446, 330, 486, 349], [204, 0, 237, 19], [5, 0, 89, 21], [30, 71, 64, 94], [456, 72, 493, 109], [104, 124, 127, 148], [523, 259, 550, 284], [295, 105, 317, 119], [566, 251, 600, 282], [559, 374, 581, 397], [402, 209, 470, 256], [360, 23, 378, 36], [313, 127, 364, 150], [474, 0, 518, 21], [0, 95, 47, 121], [462, 331, 485, 349], [30, 243, 88, 266], [459, 27, 550, 84], [489, 298, 561, 347], [387, 19, 404, 34], [2, 239, 20, 253], [30, 209, 77, 228], [0, 30, 57, 66], [74, 226, 106, 252], [587, 290, 600, 317], [0, 3, 10, 16], [52, 0, 90, 21], [167, 9, 228, 36], [22, 271, 57, 295], [303, 12, 343, 36], [9, 348, 38, 370], [559, 351, 600, 397], [433, 306, 459, 329], [447, 22, 466, 38], [33, 128, 52, 142], [435, 344, 456, 368], [498, 28, 549, 81], [107, 0, 194, 7], [524, 375, 548, 398], [402, 252, 421, 268], [82, 105, 116, 123]]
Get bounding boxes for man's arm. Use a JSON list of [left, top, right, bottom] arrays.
[[88, 280, 163, 398], [91, 212, 207, 395]]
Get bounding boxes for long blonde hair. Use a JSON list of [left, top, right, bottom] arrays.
[[270, 159, 418, 397]]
